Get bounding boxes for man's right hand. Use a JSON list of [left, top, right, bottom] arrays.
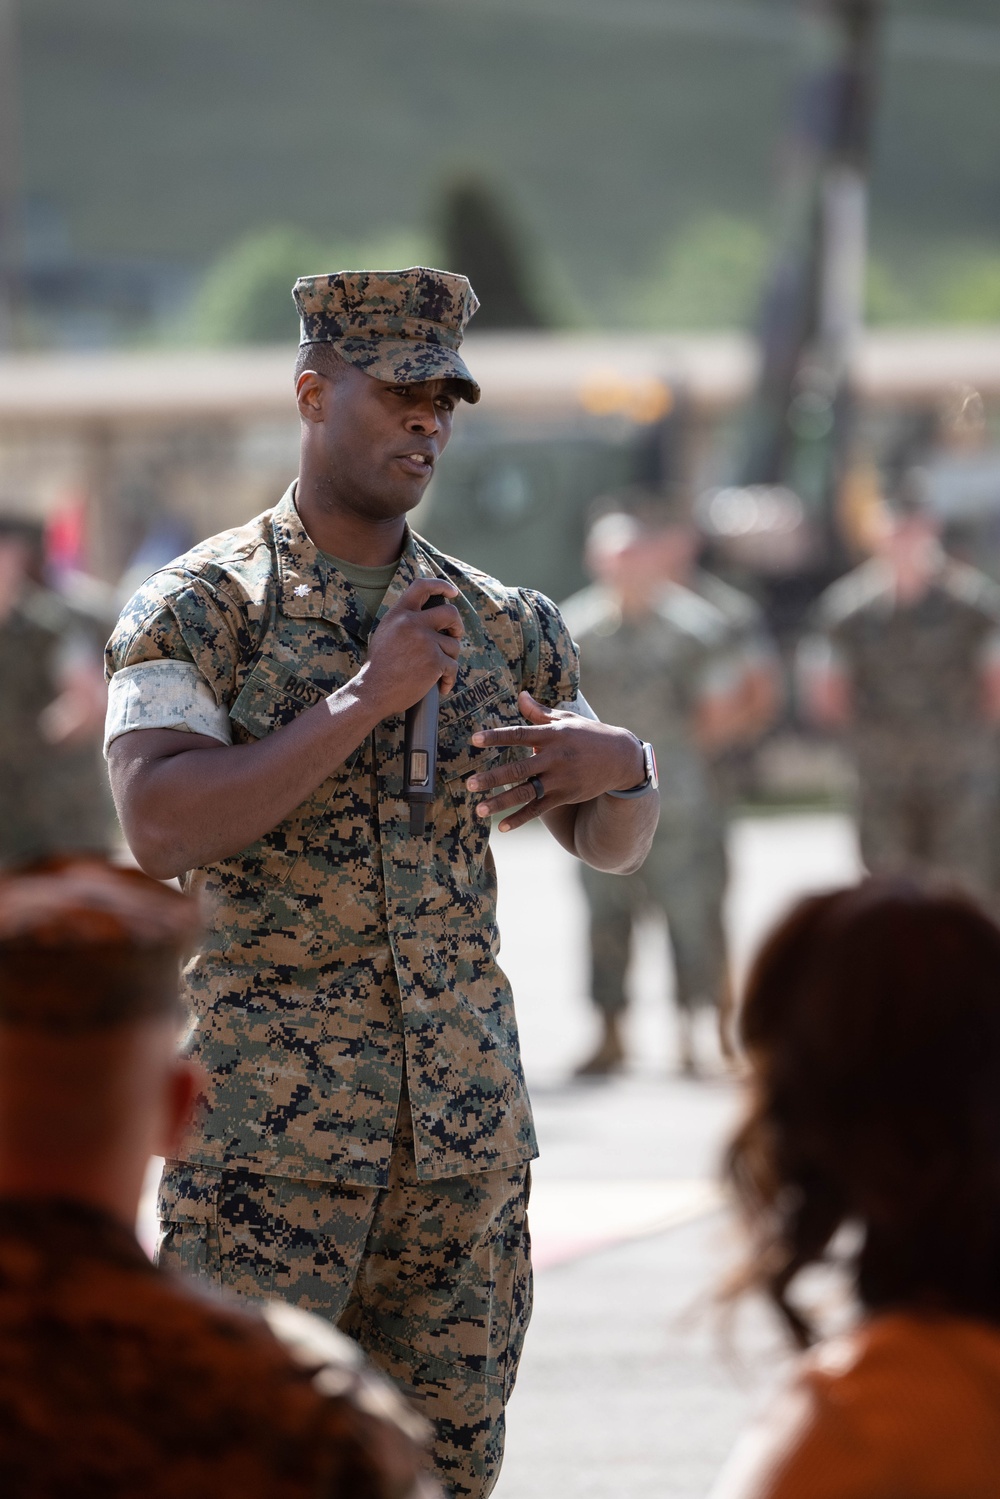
[[109, 578, 465, 881], [359, 578, 464, 717]]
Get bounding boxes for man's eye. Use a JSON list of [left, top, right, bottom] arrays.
[[436, 397, 455, 412]]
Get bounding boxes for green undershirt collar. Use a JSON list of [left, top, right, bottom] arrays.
[[320, 552, 399, 620]]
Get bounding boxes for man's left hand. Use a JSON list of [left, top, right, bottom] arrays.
[[466, 691, 645, 832]]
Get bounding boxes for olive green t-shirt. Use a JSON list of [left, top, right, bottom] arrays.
[[321, 553, 399, 621]]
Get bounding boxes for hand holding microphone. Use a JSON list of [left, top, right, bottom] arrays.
[[403, 617, 443, 835], [361, 579, 463, 835]]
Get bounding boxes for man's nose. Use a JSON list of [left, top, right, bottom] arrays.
[[404, 401, 440, 435]]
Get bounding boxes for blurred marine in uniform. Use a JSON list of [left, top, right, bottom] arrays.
[[0, 515, 110, 867], [653, 490, 782, 775], [104, 269, 658, 1497], [799, 473, 1000, 898], [0, 856, 437, 1498], [563, 504, 743, 1076], [651, 489, 782, 1044]]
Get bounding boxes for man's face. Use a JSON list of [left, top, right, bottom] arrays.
[[882, 513, 940, 570], [650, 523, 698, 580], [586, 513, 671, 599], [299, 361, 461, 521]]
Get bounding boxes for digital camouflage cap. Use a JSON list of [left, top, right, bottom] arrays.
[[292, 266, 481, 403]]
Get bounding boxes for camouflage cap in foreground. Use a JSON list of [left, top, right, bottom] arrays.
[[0, 857, 200, 1029], [292, 267, 481, 403]]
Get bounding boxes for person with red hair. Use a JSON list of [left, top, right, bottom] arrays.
[[713, 879, 1000, 1498]]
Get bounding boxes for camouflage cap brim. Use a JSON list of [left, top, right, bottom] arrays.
[[304, 336, 481, 404]]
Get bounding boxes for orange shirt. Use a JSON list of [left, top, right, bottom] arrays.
[[711, 1312, 1000, 1498]]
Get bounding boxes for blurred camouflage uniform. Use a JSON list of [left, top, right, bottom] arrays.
[[692, 566, 779, 804], [0, 578, 110, 867], [0, 1196, 436, 1498], [562, 581, 734, 1033], [106, 463, 577, 1494], [686, 567, 779, 952], [803, 557, 1000, 895]]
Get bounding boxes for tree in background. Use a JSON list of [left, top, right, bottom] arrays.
[[627, 212, 1000, 333], [439, 177, 550, 330], [185, 213, 1000, 347], [625, 214, 770, 331], [866, 240, 1000, 326], [189, 224, 432, 345]]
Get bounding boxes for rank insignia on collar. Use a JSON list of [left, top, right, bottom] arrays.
[[293, 584, 311, 597]]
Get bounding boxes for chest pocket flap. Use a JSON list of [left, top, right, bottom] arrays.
[[230, 655, 337, 740], [436, 666, 529, 783]]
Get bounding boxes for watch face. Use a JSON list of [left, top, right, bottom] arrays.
[[644, 742, 659, 790]]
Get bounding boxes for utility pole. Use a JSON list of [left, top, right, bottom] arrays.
[[740, 0, 882, 555], [0, 0, 21, 350]]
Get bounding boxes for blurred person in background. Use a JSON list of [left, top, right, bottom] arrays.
[[562, 501, 744, 1076], [0, 514, 111, 867], [797, 473, 1000, 902], [711, 879, 1000, 1498], [0, 856, 437, 1499], [652, 487, 782, 754], [650, 485, 783, 1041]]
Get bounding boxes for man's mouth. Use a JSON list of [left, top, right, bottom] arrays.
[[397, 451, 435, 476]]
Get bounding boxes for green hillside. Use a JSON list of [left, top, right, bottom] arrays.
[[14, 0, 1000, 336]]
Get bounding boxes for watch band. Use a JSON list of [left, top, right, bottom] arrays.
[[606, 738, 658, 799]]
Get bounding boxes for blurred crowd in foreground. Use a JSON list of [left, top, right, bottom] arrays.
[[4, 856, 1000, 1494], [9, 464, 1000, 1084]]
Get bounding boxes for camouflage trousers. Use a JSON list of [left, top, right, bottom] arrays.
[[157, 1089, 532, 1499], [857, 767, 997, 900], [580, 815, 728, 1014]]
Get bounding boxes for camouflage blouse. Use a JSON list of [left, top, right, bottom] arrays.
[[106, 487, 578, 1185]]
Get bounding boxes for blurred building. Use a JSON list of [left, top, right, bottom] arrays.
[[1, 327, 999, 595]]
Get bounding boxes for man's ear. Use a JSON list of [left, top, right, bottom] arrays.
[[156, 1059, 204, 1160], [295, 369, 328, 423]]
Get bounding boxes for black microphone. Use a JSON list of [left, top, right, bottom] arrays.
[[403, 594, 446, 836]]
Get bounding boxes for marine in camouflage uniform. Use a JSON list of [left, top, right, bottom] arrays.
[[800, 513, 1000, 897], [0, 1201, 436, 1499], [105, 270, 654, 1498], [562, 573, 735, 1074], [0, 518, 110, 867], [0, 857, 436, 1499]]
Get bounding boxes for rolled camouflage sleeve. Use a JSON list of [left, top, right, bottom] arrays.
[[513, 588, 580, 708], [104, 572, 244, 753]]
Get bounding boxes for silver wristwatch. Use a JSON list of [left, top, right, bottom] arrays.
[[607, 737, 659, 799]]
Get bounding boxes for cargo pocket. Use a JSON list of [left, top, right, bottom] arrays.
[[156, 1162, 223, 1285]]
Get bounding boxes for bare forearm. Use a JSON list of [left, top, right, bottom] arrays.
[[111, 579, 468, 879], [111, 674, 381, 879], [544, 791, 659, 874]]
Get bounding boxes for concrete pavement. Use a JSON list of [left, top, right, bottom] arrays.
[[490, 811, 861, 1498]]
